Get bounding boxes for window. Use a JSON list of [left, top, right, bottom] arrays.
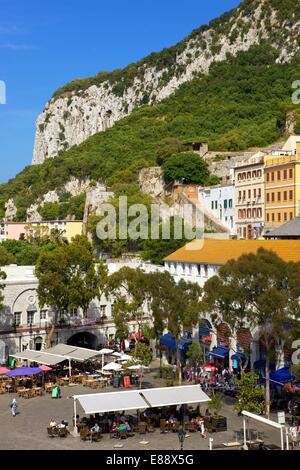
[[278, 213, 281, 222], [247, 209, 251, 218], [248, 189, 251, 199], [215, 201, 218, 210], [257, 170, 262, 178], [271, 172, 275, 182], [243, 190, 246, 199], [211, 201, 214, 210], [14, 312, 21, 327], [253, 189, 256, 198], [197, 265, 201, 276], [252, 208, 257, 218], [272, 213, 275, 222], [266, 173, 270, 182], [289, 168, 293, 179], [289, 190, 293, 200], [224, 199, 228, 209], [100, 305, 106, 315], [271, 193, 275, 202], [238, 209, 242, 219], [284, 212, 287, 221], [70, 308, 78, 318], [258, 188, 262, 198], [257, 208, 262, 218], [203, 265, 208, 277], [267, 213, 270, 222], [290, 212, 293, 220], [238, 191, 242, 201], [277, 171, 281, 181], [277, 192, 281, 202], [27, 312, 34, 326], [247, 172, 251, 179], [229, 199, 233, 208], [252, 171, 257, 178], [40, 310, 47, 321], [266, 193, 270, 203], [284, 170, 287, 180], [284, 191, 287, 201], [111, 303, 115, 314]]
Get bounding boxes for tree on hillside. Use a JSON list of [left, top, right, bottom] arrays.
[[162, 152, 211, 185], [155, 138, 186, 166], [35, 236, 99, 348], [0, 245, 16, 266], [202, 248, 300, 418], [130, 342, 153, 389]]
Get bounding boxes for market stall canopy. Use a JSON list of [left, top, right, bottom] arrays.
[[39, 365, 52, 372], [44, 344, 101, 362], [208, 347, 229, 359], [0, 367, 9, 374], [74, 385, 210, 416], [112, 352, 122, 358], [10, 350, 66, 366], [140, 385, 211, 408], [118, 354, 132, 361], [127, 365, 149, 370], [98, 349, 114, 355], [160, 333, 177, 350], [75, 389, 149, 414], [6, 367, 42, 377], [102, 362, 123, 371]]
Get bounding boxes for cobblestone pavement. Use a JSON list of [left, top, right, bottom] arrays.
[[0, 370, 294, 450]]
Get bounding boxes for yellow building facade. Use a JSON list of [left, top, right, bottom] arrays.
[[265, 142, 300, 231]]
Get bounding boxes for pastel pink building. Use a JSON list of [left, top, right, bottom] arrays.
[[4, 222, 26, 240]]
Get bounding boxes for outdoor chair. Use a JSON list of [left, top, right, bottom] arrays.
[[47, 427, 58, 438], [80, 427, 90, 441], [91, 432, 102, 442], [58, 427, 68, 438], [160, 419, 167, 433], [188, 422, 196, 432], [118, 429, 128, 439], [172, 421, 180, 432], [138, 422, 147, 434], [147, 423, 155, 433]]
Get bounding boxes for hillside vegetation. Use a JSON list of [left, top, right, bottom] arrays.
[[1, 44, 300, 220]]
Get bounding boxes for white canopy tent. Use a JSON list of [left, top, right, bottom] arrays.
[[98, 348, 114, 369], [241, 410, 286, 450], [43, 343, 102, 376], [73, 385, 210, 433], [10, 349, 67, 366], [102, 362, 123, 371], [127, 365, 149, 371]]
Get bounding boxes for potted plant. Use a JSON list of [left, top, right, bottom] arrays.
[[207, 393, 227, 432]]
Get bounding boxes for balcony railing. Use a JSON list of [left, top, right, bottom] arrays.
[[0, 317, 106, 335]]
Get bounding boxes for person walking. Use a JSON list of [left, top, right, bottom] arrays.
[[10, 398, 18, 417], [289, 424, 298, 449], [199, 417, 207, 438]]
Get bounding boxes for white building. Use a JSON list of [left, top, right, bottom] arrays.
[[0, 260, 163, 363], [199, 184, 236, 234]]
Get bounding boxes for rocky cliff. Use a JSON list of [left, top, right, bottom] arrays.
[[33, 0, 300, 164]]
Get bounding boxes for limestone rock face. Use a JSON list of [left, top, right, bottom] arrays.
[[33, 2, 300, 164], [139, 167, 166, 200], [4, 199, 17, 221]]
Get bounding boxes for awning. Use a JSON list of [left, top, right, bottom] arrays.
[[74, 385, 210, 415], [75, 389, 149, 414], [160, 333, 177, 350], [178, 337, 192, 353], [44, 344, 101, 362], [270, 367, 293, 385], [253, 359, 276, 370], [10, 350, 66, 366], [231, 352, 245, 361], [208, 347, 229, 359], [141, 385, 210, 408]]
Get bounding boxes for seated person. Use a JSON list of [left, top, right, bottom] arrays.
[[118, 423, 127, 431], [91, 423, 101, 434], [169, 414, 177, 423], [124, 421, 132, 432], [49, 419, 57, 428], [111, 422, 118, 434]]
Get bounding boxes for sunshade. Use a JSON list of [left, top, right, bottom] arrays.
[[112, 352, 122, 357], [98, 348, 114, 355], [75, 389, 149, 414], [102, 362, 122, 371], [160, 333, 177, 350], [6, 367, 42, 377], [208, 347, 229, 358], [39, 365, 52, 372], [45, 344, 100, 362], [141, 385, 211, 407], [10, 350, 66, 366], [0, 367, 9, 374], [127, 365, 149, 370]]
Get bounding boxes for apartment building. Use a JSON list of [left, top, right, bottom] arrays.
[[234, 152, 265, 239], [264, 136, 300, 232], [199, 184, 236, 234]]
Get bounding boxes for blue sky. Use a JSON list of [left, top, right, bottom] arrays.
[[0, 0, 241, 183]]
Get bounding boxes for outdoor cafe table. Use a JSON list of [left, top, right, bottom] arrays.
[[18, 388, 30, 397]]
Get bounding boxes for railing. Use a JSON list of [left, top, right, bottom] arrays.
[[0, 317, 106, 335]]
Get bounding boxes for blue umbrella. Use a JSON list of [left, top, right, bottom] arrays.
[[6, 367, 42, 377]]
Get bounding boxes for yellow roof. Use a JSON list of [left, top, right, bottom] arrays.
[[164, 239, 300, 265]]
